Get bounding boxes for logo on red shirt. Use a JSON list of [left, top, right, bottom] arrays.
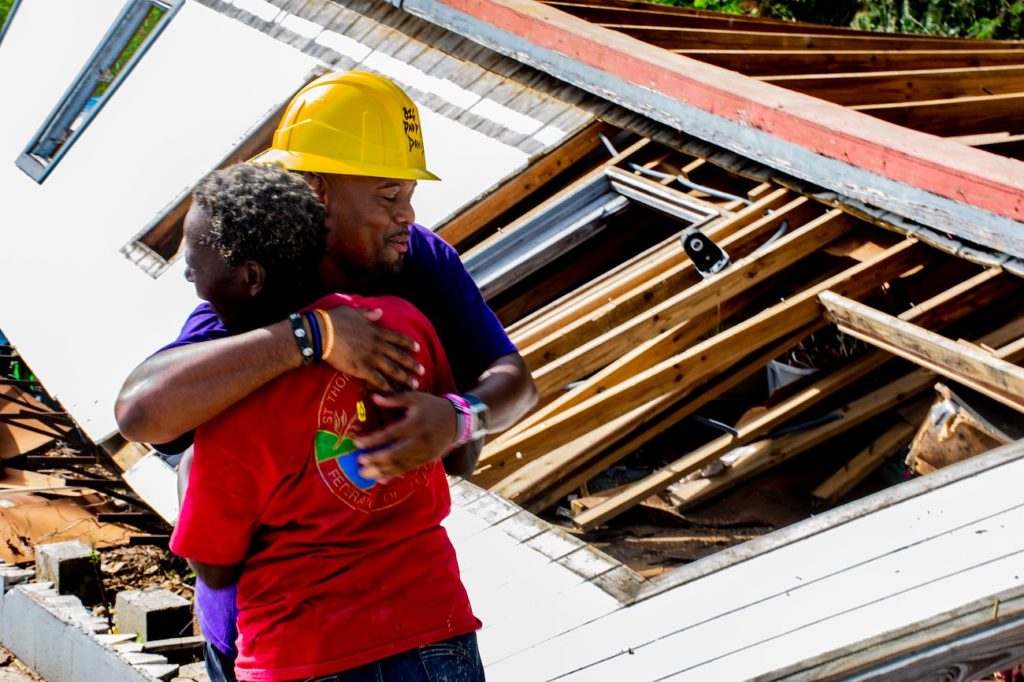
[[314, 372, 432, 513]]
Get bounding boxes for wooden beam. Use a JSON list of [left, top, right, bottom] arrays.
[[544, 2, 882, 36], [666, 315, 1024, 511], [520, 195, 821, 371], [619, 27, 997, 52], [477, 239, 926, 482], [810, 420, 917, 506], [853, 92, 1024, 137], [821, 291, 1024, 413], [508, 188, 793, 349], [434, 120, 614, 250], [760, 66, 1024, 106], [502, 322, 819, 510], [677, 50, 1024, 77], [571, 267, 1015, 530], [529, 207, 854, 401]]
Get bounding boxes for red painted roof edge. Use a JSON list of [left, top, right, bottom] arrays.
[[442, 0, 1024, 223]]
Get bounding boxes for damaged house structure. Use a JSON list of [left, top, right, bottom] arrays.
[[1, 0, 1023, 679]]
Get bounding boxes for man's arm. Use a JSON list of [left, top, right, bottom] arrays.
[[115, 307, 423, 445], [357, 351, 537, 480]]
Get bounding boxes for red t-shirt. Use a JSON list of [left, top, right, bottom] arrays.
[[170, 294, 480, 682]]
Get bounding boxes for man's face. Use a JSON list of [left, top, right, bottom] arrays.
[[321, 174, 417, 281], [182, 205, 253, 326]]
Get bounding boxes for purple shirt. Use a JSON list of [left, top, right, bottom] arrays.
[[165, 224, 516, 658]]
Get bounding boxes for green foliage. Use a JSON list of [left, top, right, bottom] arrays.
[[649, 0, 1024, 38], [0, 0, 15, 29], [852, 0, 1024, 39], [93, 5, 167, 97]]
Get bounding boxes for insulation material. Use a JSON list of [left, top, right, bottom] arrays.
[[0, 492, 133, 564], [0, 385, 66, 461]]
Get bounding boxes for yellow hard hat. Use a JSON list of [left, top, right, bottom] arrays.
[[251, 70, 439, 181]]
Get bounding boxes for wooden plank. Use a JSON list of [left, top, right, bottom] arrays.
[[810, 420, 917, 506], [477, 239, 926, 481], [678, 49, 1024, 77], [820, 291, 1024, 413], [571, 267, 1016, 530], [519, 195, 822, 371], [618, 26, 996, 52], [760, 65, 1024, 106], [667, 320, 1024, 511], [506, 323, 818, 510], [434, 120, 612, 250], [852, 92, 1024, 137], [508, 187, 792, 348], [545, 3, 885, 36], [528, 207, 853, 401]]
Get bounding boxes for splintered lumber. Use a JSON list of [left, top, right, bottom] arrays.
[[505, 187, 793, 344], [820, 291, 1024, 413], [529, 207, 852, 399], [518, 191, 810, 369], [436, 120, 615, 250], [501, 323, 819, 511], [665, 318, 1024, 512], [811, 420, 917, 506], [476, 239, 926, 486], [571, 267, 1014, 530]]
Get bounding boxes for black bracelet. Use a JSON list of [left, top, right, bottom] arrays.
[[288, 313, 315, 365]]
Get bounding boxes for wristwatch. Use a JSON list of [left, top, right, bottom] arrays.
[[461, 393, 489, 441]]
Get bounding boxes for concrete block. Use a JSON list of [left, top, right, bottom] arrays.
[[0, 586, 154, 681], [138, 664, 180, 681], [0, 567, 34, 592], [175, 661, 208, 681], [97, 633, 138, 645], [122, 652, 168, 665], [116, 642, 145, 653], [115, 589, 192, 642], [34, 541, 102, 605]]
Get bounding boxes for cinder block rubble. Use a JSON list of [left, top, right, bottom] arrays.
[[34, 540, 102, 605], [115, 589, 192, 642]]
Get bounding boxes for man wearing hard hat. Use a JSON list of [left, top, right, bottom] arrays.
[[116, 71, 537, 680]]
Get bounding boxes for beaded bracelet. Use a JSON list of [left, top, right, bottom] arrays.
[[287, 312, 316, 365], [443, 393, 475, 447]]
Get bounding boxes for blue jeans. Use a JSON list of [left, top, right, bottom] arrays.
[[204, 641, 238, 682], [296, 632, 485, 682]]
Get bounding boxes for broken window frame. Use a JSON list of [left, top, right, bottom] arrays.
[[463, 165, 724, 300], [15, 0, 182, 184]]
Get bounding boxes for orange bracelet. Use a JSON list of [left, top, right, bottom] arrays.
[[315, 309, 335, 359]]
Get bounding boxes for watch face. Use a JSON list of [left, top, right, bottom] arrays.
[[462, 393, 489, 437]]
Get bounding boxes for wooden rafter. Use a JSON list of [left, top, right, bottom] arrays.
[[527, 207, 853, 401], [760, 66, 1024, 106], [571, 266, 1016, 529], [852, 92, 1024, 137], [820, 291, 1024, 412], [624, 27, 1005, 52], [666, 317, 1024, 511], [476, 239, 927, 485], [677, 50, 1024, 77]]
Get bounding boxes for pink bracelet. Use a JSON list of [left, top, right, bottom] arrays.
[[443, 393, 474, 447]]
